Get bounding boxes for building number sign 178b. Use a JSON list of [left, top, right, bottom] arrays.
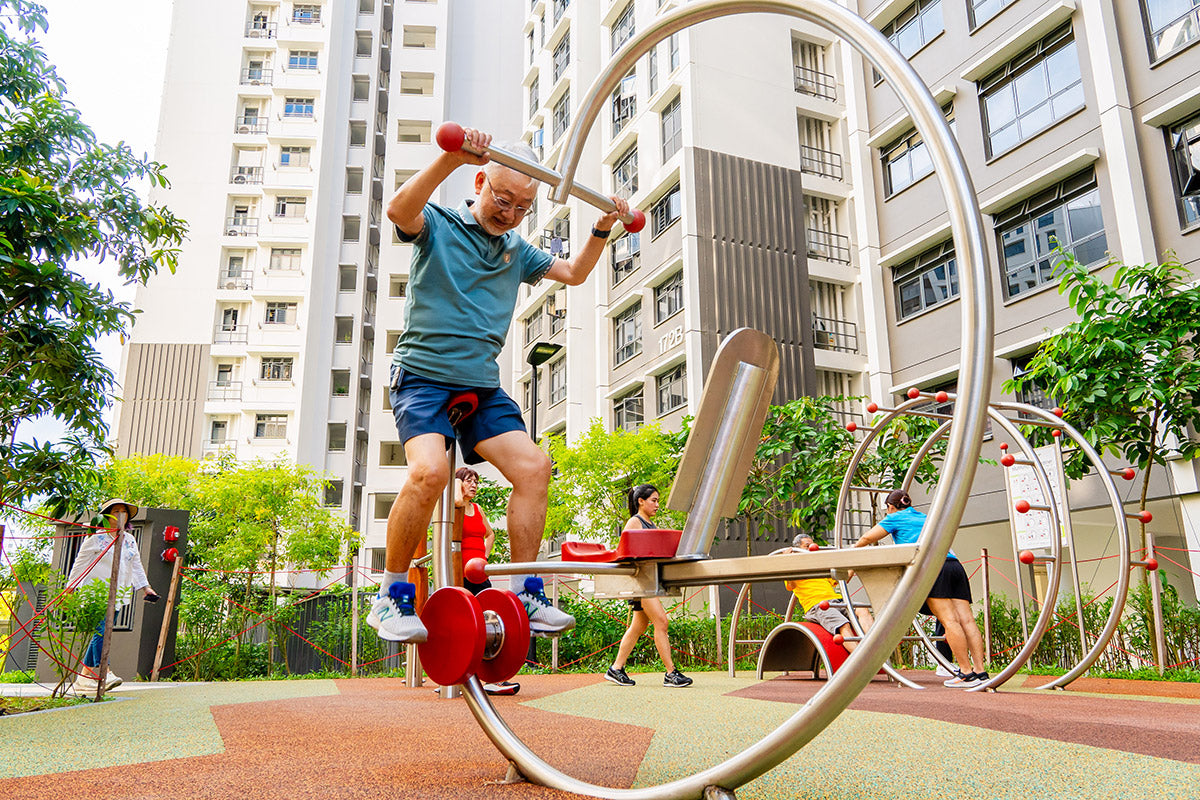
[[658, 325, 684, 354]]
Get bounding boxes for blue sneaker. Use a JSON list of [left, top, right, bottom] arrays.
[[367, 581, 427, 643], [516, 577, 575, 635]]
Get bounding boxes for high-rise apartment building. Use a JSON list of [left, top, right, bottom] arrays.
[[119, 0, 1198, 596]]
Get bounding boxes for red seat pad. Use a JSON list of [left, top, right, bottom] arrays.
[[799, 621, 851, 674], [614, 528, 682, 560], [560, 541, 617, 562]]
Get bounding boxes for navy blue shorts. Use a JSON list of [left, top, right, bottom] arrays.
[[389, 365, 527, 464]]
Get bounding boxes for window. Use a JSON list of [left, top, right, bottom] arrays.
[[1144, 0, 1200, 60], [264, 302, 297, 325], [269, 247, 301, 271], [356, 32, 373, 58], [529, 76, 539, 120], [654, 271, 683, 323], [893, 240, 958, 320], [614, 302, 642, 365], [280, 146, 310, 167], [327, 423, 347, 451], [288, 50, 318, 70], [552, 33, 571, 83], [524, 309, 543, 344], [611, 71, 636, 136], [668, 32, 680, 70], [549, 358, 566, 404], [880, 0, 942, 61], [339, 264, 357, 292], [648, 46, 658, 95], [969, 0, 1016, 29], [528, 30, 535, 64], [882, 106, 955, 197], [349, 121, 367, 146], [283, 97, 314, 118], [380, 441, 407, 466], [210, 419, 228, 444], [661, 95, 682, 160], [216, 363, 234, 385], [403, 25, 436, 49], [1010, 355, 1055, 411], [324, 480, 344, 507], [373, 494, 396, 520], [613, 146, 638, 197], [293, 4, 321, 24], [343, 215, 361, 241], [611, 4, 635, 54], [996, 169, 1107, 299], [613, 388, 644, 431], [331, 370, 350, 396], [360, 0, 375, 12], [980, 25, 1083, 158], [522, 379, 533, 411], [651, 184, 681, 238], [346, 167, 364, 194], [400, 72, 434, 96], [352, 75, 370, 101], [552, 91, 571, 142], [656, 363, 686, 415], [611, 232, 640, 284], [335, 316, 354, 343], [547, 291, 565, 334], [397, 119, 432, 143], [254, 413, 288, 439], [389, 276, 408, 297], [1168, 111, 1200, 226], [274, 196, 306, 218], [553, 0, 570, 24]]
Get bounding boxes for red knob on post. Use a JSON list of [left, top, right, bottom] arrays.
[[1144, 558, 1159, 572], [866, 402, 878, 414], [1051, 429, 1062, 438], [1138, 510, 1153, 524], [1015, 500, 1031, 514], [464, 557, 488, 584], [832, 634, 844, 646], [818, 600, 830, 611], [1121, 468, 1135, 481], [808, 543, 820, 552], [935, 391, 949, 403], [1018, 550, 1035, 565], [1000, 454, 1015, 467], [1052, 407, 1064, 418], [435, 121, 465, 152], [625, 209, 646, 233], [845, 422, 857, 432], [907, 387, 920, 399], [999, 442, 1009, 451]]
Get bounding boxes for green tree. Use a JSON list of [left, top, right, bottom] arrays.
[[1004, 251, 1200, 558], [545, 421, 686, 543], [0, 1, 187, 514]]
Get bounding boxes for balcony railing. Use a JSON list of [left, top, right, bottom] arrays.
[[812, 315, 859, 353], [541, 231, 570, 258], [217, 269, 253, 290], [240, 68, 274, 86], [202, 439, 236, 456], [234, 117, 268, 135], [231, 166, 263, 185], [794, 65, 837, 102], [208, 381, 244, 401], [806, 228, 851, 264], [224, 218, 259, 237], [213, 325, 249, 345], [245, 22, 278, 39], [799, 145, 844, 181]]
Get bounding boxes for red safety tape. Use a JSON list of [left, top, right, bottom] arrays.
[[0, 501, 120, 532]]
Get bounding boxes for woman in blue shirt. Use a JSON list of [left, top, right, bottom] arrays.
[[853, 490, 989, 688]]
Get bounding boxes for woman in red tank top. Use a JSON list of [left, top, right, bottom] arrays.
[[455, 467, 495, 594]]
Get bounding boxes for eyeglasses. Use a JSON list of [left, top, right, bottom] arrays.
[[485, 177, 531, 216]]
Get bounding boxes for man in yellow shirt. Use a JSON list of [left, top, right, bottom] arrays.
[[783, 535, 873, 651]]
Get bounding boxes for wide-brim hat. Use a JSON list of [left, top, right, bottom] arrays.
[[99, 498, 140, 519]]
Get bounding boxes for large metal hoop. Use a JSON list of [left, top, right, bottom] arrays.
[[461, 2, 994, 797]]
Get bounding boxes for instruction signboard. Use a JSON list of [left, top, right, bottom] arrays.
[[1005, 444, 1067, 551]]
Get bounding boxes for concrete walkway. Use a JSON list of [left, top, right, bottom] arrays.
[[1, 671, 1197, 799]]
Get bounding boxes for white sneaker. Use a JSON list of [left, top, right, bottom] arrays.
[[367, 581, 428, 643], [71, 675, 99, 695], [100, 671, 123, 690], [935, 664, 954, 678], [516, 577, 575, 635]]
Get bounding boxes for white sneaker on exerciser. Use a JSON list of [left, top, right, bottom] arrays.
[[935, 664, 954, 678], [516, 577, 575, 635], [367, 581, 427, 643]]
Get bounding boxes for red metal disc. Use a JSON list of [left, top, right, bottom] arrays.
[[417, 587, 485, 686], [475, 589, 530, 684]]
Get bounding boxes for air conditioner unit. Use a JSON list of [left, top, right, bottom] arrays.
[[224, 280, 238, 290], [237, 126, 250, 134], [250, 79, 262, 85], [233, 174, 247, 184], [228, 229, 241, 236]]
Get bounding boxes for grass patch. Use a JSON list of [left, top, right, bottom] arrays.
[[0, 670, 36, 684], [0, 695, 100, 716]]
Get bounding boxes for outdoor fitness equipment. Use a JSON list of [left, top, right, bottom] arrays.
[[422, 2, 994, 797], [434, 121, 647, 233]]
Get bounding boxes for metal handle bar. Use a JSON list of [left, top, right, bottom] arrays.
[[435, 122, 646, 233]]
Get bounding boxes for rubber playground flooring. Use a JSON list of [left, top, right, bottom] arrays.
[[2, 670, 1199, 800]]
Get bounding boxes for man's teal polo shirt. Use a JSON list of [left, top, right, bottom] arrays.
[[391, 200, 553, 387]]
